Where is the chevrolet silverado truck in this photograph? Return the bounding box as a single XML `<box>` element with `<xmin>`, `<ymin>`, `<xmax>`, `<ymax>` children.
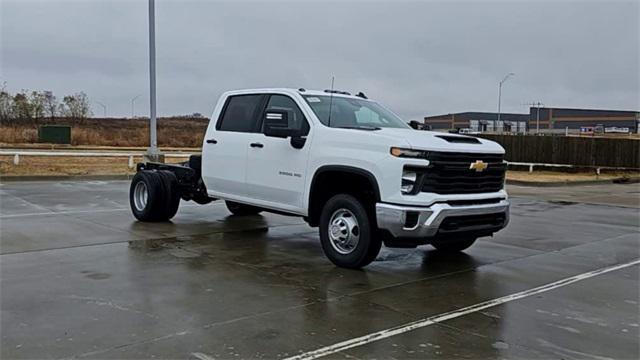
<box><xmin>129</xmin><ymin>88</ymin><xmax>509</xmax><ymax>268</ymax></box>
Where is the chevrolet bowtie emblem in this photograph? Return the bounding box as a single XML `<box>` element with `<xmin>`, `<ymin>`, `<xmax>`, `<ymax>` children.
<box><xmin>469</xmin><ymin>160</ymin><xmax>488</xmax><ymax>172</ymax></box>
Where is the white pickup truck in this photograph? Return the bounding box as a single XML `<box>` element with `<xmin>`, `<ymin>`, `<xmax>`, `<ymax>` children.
<box><xmin>129</xmin><ymin>88</ymin><xmax>509</xmax><ymax>268</ymax></box>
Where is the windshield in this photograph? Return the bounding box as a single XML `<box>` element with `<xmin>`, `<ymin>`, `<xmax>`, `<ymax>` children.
<box><xmin>302</xmin><ymin>95</ymin><xmax>409</xmax><ymax>129</ymax></box>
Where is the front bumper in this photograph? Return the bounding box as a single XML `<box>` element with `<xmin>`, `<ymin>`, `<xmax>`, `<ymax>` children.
<box><xmin>376</xmin><ymin>199</ymin><xmax>510</xmax><ymax>238</ymax></box>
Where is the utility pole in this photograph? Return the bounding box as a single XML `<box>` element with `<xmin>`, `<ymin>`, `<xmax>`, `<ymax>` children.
<box><xmin>131</xmin><ymin>95</ymin><xmax>141</xmax><ymax>118</ymax></box>
<box><xmin>497</xmin><ymin>72</ymin><xmax>515</xmax><ymax>127</ymax></box>
<box><xmin>146</xmin><ymin>0</ymin><xmax>161</xmax><ymax>161</ymax></box>
<box><xmin>96</xmin><ymin>101</ymin><xmax>107</xmax><ymax>117</ymax></box>
<box><xmin>524</xmin><ymin>101</ymin><xmax>544</xmax><ymax>134</ymax></box>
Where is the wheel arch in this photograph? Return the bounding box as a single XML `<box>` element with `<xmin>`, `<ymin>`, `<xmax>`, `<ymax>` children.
<box><xmin>306</xmin><ymin>165</ymin><xmax>381</xmax><ymax>227</ymax></box>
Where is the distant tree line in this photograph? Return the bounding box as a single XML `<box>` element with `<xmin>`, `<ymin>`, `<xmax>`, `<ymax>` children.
<box><xmin>0</xmin><ymin>82</ymin><xmax>92</xmax><ymax>125</ymax></box>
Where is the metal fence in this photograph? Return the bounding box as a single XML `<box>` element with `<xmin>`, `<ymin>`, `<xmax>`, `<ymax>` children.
<box><xmin>479</xmin><ymin>135</ymin><xmax>640</xmax><ymax>169</ymax></box>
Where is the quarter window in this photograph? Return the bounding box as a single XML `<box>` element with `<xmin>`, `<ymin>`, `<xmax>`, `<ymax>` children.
<box><xmin>217</xmin><ymin>95</ymin><xmax>263</xmax><ymax>132</ymax></box>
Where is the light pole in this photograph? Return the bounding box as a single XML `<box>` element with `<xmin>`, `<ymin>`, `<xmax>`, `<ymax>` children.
<box><xmin>497</xmin><ymin>72</ymin><xmax>515</xmax><ymax>127</ymax></box>
<box><xmin>524</xmin><ymin>101</ymin><xmax>544</xmax><ymax>134</ymax></box>
<box><xmin>131</xmin><ymin>94</ymin><xmax>141</xmax><ymax>118</ymax></box>
<box><xmin>534</xmin><ymin>101</ymin><xmax>543</xmax><ymax>134</ymax></box>
<box><xmin>96</xmin><ymin>101</ymin><xmax>107</xmax><ymax>117</ymax></box>
<box><xmin>146</xmin><ymin>0</ymin><xmax>161</xmax><ymax>160</ymax></box>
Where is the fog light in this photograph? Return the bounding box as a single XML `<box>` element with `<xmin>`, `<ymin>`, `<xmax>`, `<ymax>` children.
<box><xmin>404</xmin><ymin>211</ymin><xmax>420</xmax><ymax>228</ymax></box>
<box><xmin>401</xmin><ymin>171</ymin><xmax>417</xmax><ymax>194</ymax></box>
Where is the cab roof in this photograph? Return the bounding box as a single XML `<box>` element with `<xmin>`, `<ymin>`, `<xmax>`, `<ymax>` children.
<box><xmin>223</xmin><ymin>88</ymin><xmax>369</xmax><ymax>100</ymax></box>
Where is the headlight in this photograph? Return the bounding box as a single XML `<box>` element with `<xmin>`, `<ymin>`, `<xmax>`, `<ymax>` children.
<box><xmin>401</xmin><ymin>170</ymin><xmax>417</xmax><ymax>194</ymax></box>
<box><xmin>390</xmin><ymin>147</ymin><xmax>429</xmax><ymax>159</ymax></box>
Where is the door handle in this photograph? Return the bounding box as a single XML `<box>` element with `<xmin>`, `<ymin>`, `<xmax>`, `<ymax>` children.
<box><xmin>206</xmin><ymin>139</ymin><xmax>217</xmax><ymax>144</ymax></box>
<box><xmin>250</xmin><ymin>142</ymin><xmax>264</xmax><ymax>148</ymax></box>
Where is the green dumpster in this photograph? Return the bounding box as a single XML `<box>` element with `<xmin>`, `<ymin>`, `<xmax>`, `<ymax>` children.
<box><xmin>38</xmin><ymin>125</ymin><xmax>71</xmax><ymax>144</ymax></box>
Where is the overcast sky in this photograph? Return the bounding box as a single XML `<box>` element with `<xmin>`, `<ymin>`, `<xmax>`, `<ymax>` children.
<box><xmin>1</xmin><ymin>0</ymin><xmax>638</xmax><ymax>119</ymax></box>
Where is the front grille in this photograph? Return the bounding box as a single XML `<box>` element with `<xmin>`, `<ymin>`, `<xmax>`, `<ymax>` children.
<box><xmin>420</xmin><ymin>152</ymin><xmax>506</xmax><ymax>194</ymax></box>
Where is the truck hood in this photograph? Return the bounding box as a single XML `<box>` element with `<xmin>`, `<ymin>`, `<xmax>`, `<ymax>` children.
<box><xmin>375</xmin><ymin>128</ymin><xmax>505</xmax><ymax>154</ymax></box>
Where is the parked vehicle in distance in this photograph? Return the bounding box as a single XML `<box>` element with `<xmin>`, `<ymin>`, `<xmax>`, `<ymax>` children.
<box><xmin>458</xmin><ymin>128</ymin><xmax>481</xmax><ymax>135</ymax></box>
<box><xmin>129</xmin><ymin>88</ymin><xmax>510</xmax><ymax>268</ymax></box>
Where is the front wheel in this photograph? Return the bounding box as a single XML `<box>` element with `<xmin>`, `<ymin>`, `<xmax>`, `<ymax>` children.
<box><xmin>319</xmin><ymin>194</ymin><xmax>381</xmax><ymax>269</ymax></box>
<box><xmin>430</xmin><ymin>236</ymin><xmax>477</xmax><ymax>252</ymax></box>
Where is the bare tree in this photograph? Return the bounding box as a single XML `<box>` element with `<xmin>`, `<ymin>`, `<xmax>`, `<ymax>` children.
<box><xmin>0</xmin><ymin>82</ymin><xmax>13</xmax><ymax>124</ymax></box>
<box><xmin>29</xmin><ymin>91</ymin><xmax>45</xmax><ymax>122</ymax></box>
<box><xmin>62</xmin><ymin>92</ymin><xmax>92</xmax><ymax>123</ymax></box>
<box><xmin>43</xmin><ymin>91</ymin><xmax>58</xmax><ymax>119</ymax></box>
<box><xmin>12</xmin><ymin>91</ymin><xmax>32</xmax><ymax>120</ymax></box>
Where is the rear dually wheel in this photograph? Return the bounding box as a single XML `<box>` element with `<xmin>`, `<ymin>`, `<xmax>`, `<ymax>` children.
<box><xmin>129</xmin><ymin>170</ymin><xmax>181</xmax><ymax>222</ymax></box>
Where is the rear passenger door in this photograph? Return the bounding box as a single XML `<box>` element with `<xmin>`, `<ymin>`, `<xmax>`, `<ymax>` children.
<box><xmin>245</xmin><ymin>94</ymin><xmax>312</xmax><ymax>213</ymax></box>
<box><xmin>202</xmin><ymin>94</ymin><xmax>265</xmax><ymax>199</ymax></box>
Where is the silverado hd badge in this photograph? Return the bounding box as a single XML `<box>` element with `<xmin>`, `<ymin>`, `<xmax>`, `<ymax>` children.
<box><xmin>469</xmin><ymin>160</ymin><xmax>488</xmax><ymax>172</ymax></box>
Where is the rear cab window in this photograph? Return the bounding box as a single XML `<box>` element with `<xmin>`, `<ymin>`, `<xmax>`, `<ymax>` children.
<box><xmin>216</xmin><ymin>94</ymin><xmax>264</xmax><ymax>132</ymax></box>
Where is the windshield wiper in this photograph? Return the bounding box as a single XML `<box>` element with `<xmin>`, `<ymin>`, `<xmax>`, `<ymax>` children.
<box><xmin>335</xmin><ymin>126</ymin><xmax>382</xmax><ymax>131</ymax></box>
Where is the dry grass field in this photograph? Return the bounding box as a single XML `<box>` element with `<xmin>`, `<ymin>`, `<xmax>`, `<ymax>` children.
<box><xmin>0</xmin><ymin>117</ymin><xmax>208</xmax><ymax>147</ymax></box>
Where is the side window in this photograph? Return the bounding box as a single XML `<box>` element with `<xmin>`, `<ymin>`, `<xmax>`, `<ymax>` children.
<box><xmin>217</xmin><ymin>95</ymin><xmax>263</xmax><ymax>132</ymax></box>
<box><xmin>263</xmin><ymin>95</ymin><xmax>310</xmax><ymax>136</ymax></box>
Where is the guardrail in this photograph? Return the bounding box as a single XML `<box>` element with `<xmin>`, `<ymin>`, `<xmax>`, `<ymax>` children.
<box><xmin>507</xmin><ymin>161</ymin><xmax>639</xmax><ymax>175</ymax></box>
<box><xmin>0</xmin><ymin>150</ymin><xmax>193</xmax><ymax>169</ymax></box>
<box><xmin>2</xmin><ymin>150</ymin><xmax>638</xmax><ymax>174</ymax></box>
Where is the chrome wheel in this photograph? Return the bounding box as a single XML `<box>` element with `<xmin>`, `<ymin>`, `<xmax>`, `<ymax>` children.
<box><xmin>133</xmin><ymin>181</ymin><xmax>148</xmax><ymax>211</ymax></box>
<box><xmin>328</xmin><ymin>208</ymin><xmax>360</xmax><ymax>255</ymax></box>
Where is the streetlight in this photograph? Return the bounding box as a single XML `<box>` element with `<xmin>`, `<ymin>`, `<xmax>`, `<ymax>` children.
<box><xmin>131</xmin><ymin>94</ymin><xmax>141</xmax><ymax>118</ymax></box>
<box><xmin>497</xmin><ymin>72</ymin><xmax>515</xmax><ymax>127</ymax></box>
<box><xmin>96</xmin><ymin>101</ymin><xmax>107</xmax><ymax>117</ymax></box>
<box><xmin>533</xmin><ymin>101</ymin><xmax>543</xmax><ymax>134</ymax></box>
<box><xmin>524</xmin><ymin>101</ymin><xmax>544</xmax><ymax>134</ymax></box>
<box><xmin>146</xmin><ymin>0</ymin><xmax>160</xmax><ymax>161</ymax></box>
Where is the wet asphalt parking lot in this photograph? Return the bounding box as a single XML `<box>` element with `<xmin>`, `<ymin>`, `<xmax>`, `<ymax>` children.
<box><xmin>1</xmin><ymin>180</ymin><xmax>639</xmax><ymax>359</ymax></box>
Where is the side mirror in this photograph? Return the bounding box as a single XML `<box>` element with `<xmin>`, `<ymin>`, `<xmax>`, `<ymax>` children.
<box><xmin>408</xmin><ymin>120</ymin><xmax>423</xmax><ymax>130</ymax></box>
<box><xmin>263</xmin><ymin>110</ymin><xmax>307</xmax><ymax>149</ymax></box>
<box><xmin>264</xmin><ymin>110</ymin><xmax>296</xmax><ymax>138</ymax></box>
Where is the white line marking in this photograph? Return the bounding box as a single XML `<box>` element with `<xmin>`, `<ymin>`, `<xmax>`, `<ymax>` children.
<box><xmin>284</xmin><ymin>258</ymin><xmax>640</xmax><ymax>360</ymax></box>
<box><xmin>191</xmin><ymin>352</ymin><xmax>216</xmax><ymax>360</ymax></box>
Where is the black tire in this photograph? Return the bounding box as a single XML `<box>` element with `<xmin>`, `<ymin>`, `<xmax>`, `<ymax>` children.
<box><xmin>225</xmin><ymin>201</ymin><xmax>262</xmax><ymax>216</ymax></box>
<box><xmin>431</xmin><ymin>236</ymin><xmax>477</xmax><ymax>252</ymax></box>
<box><xmin>319</xmin><ymin>194</ymin><xmax>382</xmax><ymax>269</ymax></box>
<box><xmin>130</xmin><ymin>171</ymin><xmax>168</xmax><ymax>222</ymax></box>
<box><xmin>157</xmin><ymin>170</ymin><xmax>181</xmax><ymax>220</ymax></box>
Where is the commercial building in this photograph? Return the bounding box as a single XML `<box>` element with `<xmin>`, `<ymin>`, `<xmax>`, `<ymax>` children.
<box><xmin>423</xmin><ymin>112</ymin><xmax>529</xmax><ymax>133</ymax></box>
<box><xmin>424</xmin><ymin>107</ymin><xmax>640</xmax><ymax>134</ymax></box>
